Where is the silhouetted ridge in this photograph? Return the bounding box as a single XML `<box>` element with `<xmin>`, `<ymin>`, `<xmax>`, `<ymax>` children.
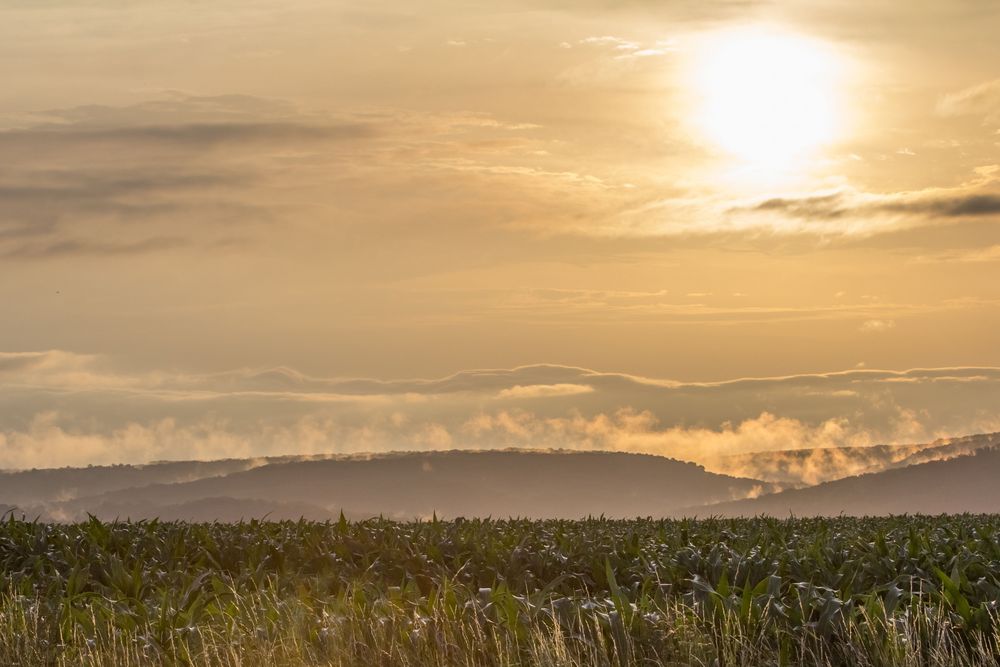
<box><xmin>0</xmin><ymin>450</ymin><xmax>769</xmax><ymax>521</ymax></box>
<box><xmin>695</xmin><ymin>447</ymin><xmax>1000</xmax><ymax>517</ymax></box>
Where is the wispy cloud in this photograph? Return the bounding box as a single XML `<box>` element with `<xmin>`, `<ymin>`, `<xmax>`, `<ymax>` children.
<box><xmin>0</xmin><ymin>95</ymin><xmax>380</xmax><ymax>261</ymax></box>
<box><xmin>577</xmin><ymin>34</ymin><xmax>674</xmax><ymax>60</ymax></box>
<box><xmin>859</xmin><ymin>318</ymin><xmax>895</xmax><ymax>333</ymax></box>
<box><xmin>938</xmin><ymin>78</ymin><xmax>1000</xmax><ymax>120</ymax></box>
<box><xmin>496</xmin><ymin>383</ymin><xmax>594</xmax><ymax>399</ymax></box>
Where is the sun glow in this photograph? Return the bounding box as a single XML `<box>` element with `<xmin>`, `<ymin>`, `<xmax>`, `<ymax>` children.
<box><xmin>689</xmin><ymin>27</ymin><xmax>845</xmax><ymax>168</ymax></box>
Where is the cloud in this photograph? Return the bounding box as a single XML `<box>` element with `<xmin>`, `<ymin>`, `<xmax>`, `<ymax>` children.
<box><xmin>859</xmin><ymin>318</ymin><xmax>895</xmax><ymax>333</ymax></box>
<box><xmin>716</xmin><ymin>166</ymin><xmax>1000</xmax><ymax>240</ymax></box>
<box><xmin>3</xmin><ymin>94</ymin><xmax>633</xmax><ymax>270</ymax></box>
<box><xmin>878</xmin><ymin>194</ymin><xmax>1000</xmax><ymax>218</ymax></box>
<box><xmin>567</xmin><ymin>164</ymin><xmax>1000</xmax><ymax>238</ymax></box>
<box><xmin>575</xmin><ymin>35</ymin><xmax>672</xmax><ymax>61</ymax></box>
<box><xmin>10</xmin><ymin>350</ymin><xmax>1000</xmax><ymax>401</ymax></box>
<box><xmin>0</xmin><ymin>170</ymin><xmax>249</xmax><ymax>234</ymax></box>
<box><xmin>745</xmin><ymin>187</ymin><xmax>1000</xmax><ymax>223</ymax></box>
<box><xmin>0</xmin><ymin>95</ymin><xmax>383</xmax><ymax>261</ymax></box>
<box><xmin>7</xmin><ymin>92</ymin><xmax>991</xmax><ymax>259</ymax></box>
<box><xmin>0</xmin><ymin>350</ymin><xmax>97</xmax><ymax>373</ymax></box>
<box><xmin>0</xmin><ymin>412</ymin><xmax>400</xmax><ymax>470</ymax></box>
<box><xmin>748</xmin><ymin>192</ymin><xmax>850</xmax><ymax>220</ymax></box>
<box><xmin>480</xmin><ymin>285</ymin><xmax>973</xmax><ymax>327</ymax></box>
<box><xmin>496</xmin><ymin>383</ymin><xmax>594</xmax><ymax>399</ymax></box>
<box><xmin>579</xmin><ymin>35</ymin><xmax>636</xmax><ymax>48</ymax></box>
<box><xmin>0</xmin><ymin>404</ymin><xmax>968</xmax><ymax>477</ymax></box>
<box><xmin>938</xmin><ymin>78</ymin><xmax>1000</xmax><ymax>119</ymax></box>
<box><xmin>1</xmin><ymin>96</ymin><xmax>373</xmax><ymax>158</ymax></box>
<box><xmin>0</xmin><ymin>122</ymin><xmax>372</xmax><ymax>150</ymax></box>
<box><xmin>2</xmin><ymin>351</ymin><xmax>1000</xmax><ymax>472</ymax></box>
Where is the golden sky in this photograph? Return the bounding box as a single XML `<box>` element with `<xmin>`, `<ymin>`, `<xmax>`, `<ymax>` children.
<box><xmin>1</xmin><ymin>1</ymin><xmax>999</xmax><ymax>466</ymax></box>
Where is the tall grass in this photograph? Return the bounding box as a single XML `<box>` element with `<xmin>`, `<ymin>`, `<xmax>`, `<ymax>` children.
<box><xmin>0</xmin><ymin>515</ymin><xmax>998</xmax><ymax>665</ymax></box>
<box><xmin>1</xmin><ymin>586</ymin><xmax>997</xmax><ymax>666</ymax></box>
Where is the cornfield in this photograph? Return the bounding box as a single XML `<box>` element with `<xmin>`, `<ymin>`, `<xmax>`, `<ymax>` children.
<box><xmin>1</xmin><ymin>514</ymin><xmax>999</xmax><ymax>666</ymax></box>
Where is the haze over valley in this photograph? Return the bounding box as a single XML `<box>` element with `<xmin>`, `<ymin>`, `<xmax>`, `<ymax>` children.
<box><xmin>4</xmin><ymin>430</ymin><xmax>998</xmax><ymax>521</ymax></box>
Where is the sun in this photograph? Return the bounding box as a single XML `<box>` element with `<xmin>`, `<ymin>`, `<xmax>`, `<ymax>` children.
<box><xmin>688</xmin><ymin>27</ymin><xmax>844</xmax><ymax>168</ymax></box>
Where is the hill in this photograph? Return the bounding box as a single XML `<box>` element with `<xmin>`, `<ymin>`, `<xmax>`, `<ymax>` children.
<box><xmin>3</xmin><ymin>450</ymin><xmax>771</xmax><ymax>521</ymax></box>
<box><xmin>0</xmin><ymin>456</ymin><xmax>316</xmax><ymax>506</ymax></box>
<box><xmin>700</xmin><ymin>431</ymin><xmax>1000</xmax><ymax>485</ymax></box>
<box><xmin>703</xmin><ymin>444</ymin><xmax>926</xmax><ymax>486</ymax></box>
<box><xmin>694</xmin><ymin>447</ymin><xmax>1000</xmax><ymax>516</ymax></box>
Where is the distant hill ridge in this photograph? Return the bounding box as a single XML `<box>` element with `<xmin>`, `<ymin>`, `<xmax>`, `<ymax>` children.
<box><xmin>695</xmin><ymin>446</ymin><xmax>1000</xmax><ymax>517</ymax></box>
<box><xmin>4</xmin><ymin>436</ymin><xmax>999</xmax><ymax>521</ymax></box>
<box><xmin>0</xmin><ymin>449</ymin><xmax>771</xmax><ymax>522</ymax></box>
<box><xmin>700</xmin><ymin>431</ymin><xmax>1000</xmax><ymax>485</ymax></box>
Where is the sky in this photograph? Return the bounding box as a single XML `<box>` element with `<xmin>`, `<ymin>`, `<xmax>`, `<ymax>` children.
<box><xmin>2</xmin><ymin>0</ymin><xmax>1000</xmax><ymax>468</ymax></box>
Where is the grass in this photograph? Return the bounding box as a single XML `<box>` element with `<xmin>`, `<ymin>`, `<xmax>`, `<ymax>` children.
<box><xmin>0</xmin><ymin>514</ymin><xmax>999</xmax><ymax>665</ymax></box>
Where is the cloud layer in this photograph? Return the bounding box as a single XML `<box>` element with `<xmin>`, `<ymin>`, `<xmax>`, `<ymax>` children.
<box><xmin>3</xmin><ymin>350</ymin><xmax>999</xmax><ymax>471</ymax></box>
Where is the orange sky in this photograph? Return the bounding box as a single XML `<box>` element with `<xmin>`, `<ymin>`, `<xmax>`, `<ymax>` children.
<box><xmin>1</xmin><ymin>1</ymin><xmax>999</xmax><ymax>466</ymax></box>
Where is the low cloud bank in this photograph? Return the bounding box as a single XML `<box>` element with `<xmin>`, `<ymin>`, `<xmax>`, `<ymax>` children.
<box><xmin>1</xmin><ymin>408</ymin><xmax>995</xmax><ymax>485</ymax></box>
<box><xmin>2</xmin><ymin>351</ymin><xmax>1000</xmax><ymax>481</ymax></box>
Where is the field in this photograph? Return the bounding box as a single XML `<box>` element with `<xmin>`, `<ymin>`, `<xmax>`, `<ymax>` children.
<box><xmin>1</xmin><ymin>515</ymin><xmax>999</xmax><ymax>666</ymax></box>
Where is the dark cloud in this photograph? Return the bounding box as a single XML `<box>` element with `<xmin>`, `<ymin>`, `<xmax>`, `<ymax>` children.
<box><xmin>901</xmin><ymin>194</ymin><xmax>1000</xmax><ymax>217</ymax></box>
<box><xmin>750</xmin><ymin>193</ymin><xmax>849</xmax><ymax>220</ymax></box>
<box><xmin>0</xmin><ymin>169</ymin><xmax>260</xmax><ymax>257</ymax></box>
<box><xmin>0</xmin><ymin>171</ymin><xmax>245</xmax><ymax>207</ymax></box>
<box><xmin>744</xmin><ymin>190</ymin><xmax>1000</xmax><ymax>222</ymax></box>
